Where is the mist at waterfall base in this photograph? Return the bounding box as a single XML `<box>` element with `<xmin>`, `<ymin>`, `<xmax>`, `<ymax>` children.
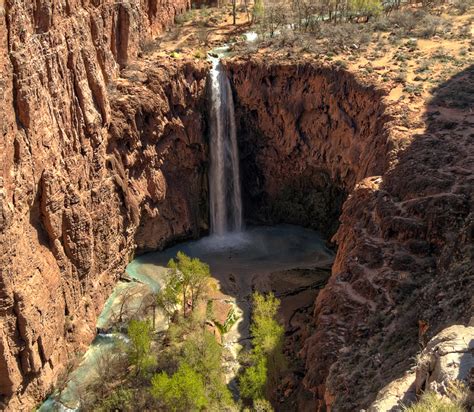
<box><xmin>131</xmin><ymin>225</ymin><xmax>334</xmax><ymax>282</ymax></box>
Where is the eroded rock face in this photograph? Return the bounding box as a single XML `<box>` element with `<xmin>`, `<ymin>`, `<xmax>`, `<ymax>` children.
<box><xmin>226</xmin><ymin>60</ymin><xmax>393</xmax><ymax>238</ymax></box>
<box><xmin>0</xmin><ymin>1</ymin><xmax>207</xmax><ymax>409</ymax></box>
<box><xmin>1</xmin><ymin>2</ymin><xmax>472</xmax><ymax>410</ymax></box>
<box><xmin>227</xmin><ymin>58</ymin><xmax>473</xmax><ymax>411</ymax></box>
<box><xmin>370</xmin><ymin>324</ymin><xmax>474</xmax><ymax>411</ymax></box>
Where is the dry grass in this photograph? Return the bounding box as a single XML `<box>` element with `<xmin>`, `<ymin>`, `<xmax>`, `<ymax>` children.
<box><xmin>404</xmin><ymin>391</ymin><xmax>465</xmax><ymax>412</ymax></box>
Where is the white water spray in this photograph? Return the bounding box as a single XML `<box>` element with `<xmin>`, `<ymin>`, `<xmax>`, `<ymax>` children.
<box><xmin>208</xmin><ymin>56</ymin><xmax>243</xmax><ymax>235</ymax></box>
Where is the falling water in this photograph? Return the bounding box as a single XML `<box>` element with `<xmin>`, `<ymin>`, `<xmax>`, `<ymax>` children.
<box><xmin>209</xmin><ymin>56</ymin><xmax>243</xmax><ymax>235</ymax></box>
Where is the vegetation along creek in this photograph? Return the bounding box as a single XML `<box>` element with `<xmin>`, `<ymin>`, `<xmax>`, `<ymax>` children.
<box><xmin>0</xmin><ymin>0</ymin><xmax>472</xmax><ymax>411</ymax></box>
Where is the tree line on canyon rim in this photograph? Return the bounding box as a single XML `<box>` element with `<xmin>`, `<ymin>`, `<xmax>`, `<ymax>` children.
<box><xmin>251</xmin><ymin>0</ymin><xmax>467</xmax><ymax>28</ymax></box>
<box><xmin>198</xmin><ymin>0</ymin><xmax>469</xmax><ymax>34</ymax></box>
<box><xmin>52</xmin><ymin>252</ymin><xmax>284</xmax><ymax>411</ymax></box>
<box><xmin>177</xmin><ymin>0</ymin><xmax>471</xmax><ymax>56</ymax></box>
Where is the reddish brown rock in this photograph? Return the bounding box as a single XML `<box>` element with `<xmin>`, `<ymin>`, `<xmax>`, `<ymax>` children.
<box><xmin>0</xmin><ymin>1</ymin><xmax>206</xmax><ymax>409</ymax></box>
<box><xmin>226</xmin><ymin>59</ymin><xmax>395</xmax><ymax>239</ymax></box>
<box><xmin>227</xmin><ymin>57</ymin><xmax>473</xmax><ymax>411</ymax></box>
<box><xmin>1</xmin><ymin>2</ymin><xmax>472</xmax><ymax>411</ymax></box>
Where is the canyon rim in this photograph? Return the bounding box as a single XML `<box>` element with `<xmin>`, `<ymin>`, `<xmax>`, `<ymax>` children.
<box><xmin>0</xmin><ymin>1</ymin><xmax>473</xmax><ymax>411</ymax></box>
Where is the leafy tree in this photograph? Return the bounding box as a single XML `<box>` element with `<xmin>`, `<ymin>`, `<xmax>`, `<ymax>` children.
<box><xmin>349</xmin><ymin>0</ymin><xmax>382</xmax><ymax>21</ymax></box>
<box><xmin>167</xmin><ymin>252</ymin><xmax>210</xmax><ymax>316</ymax></box>
<box><xmin>180</xmin><ymin>330</ymin><xmax>234</xmax><ymax>407</ymax></box>
<box><xmin>239</xmin><ymin>292</ymin><xmax>285</xmax><ymax>402</ymax></box>
<box><xmin>128</xmin><ymin>319</ymin><xmax>155</xmax><ymax>376</ymax></box>
<box><xmin>239</xmin><ymin>356</ymin><xmax>267</xmax><ymax>400</ymax></box>
<box><xmin>156</xmin><ymin>268</ymin><xmax>182</xmax><ymax>319</ymax></box>
<box><xmin>150</xmin><ymin>363</ymin><xmax>208</xmax><ymax>411</ymax></box>
<box><xmin>96</xmin><ymin>388</ymin><xmax>134</xmax><ymax>412</ymax></box>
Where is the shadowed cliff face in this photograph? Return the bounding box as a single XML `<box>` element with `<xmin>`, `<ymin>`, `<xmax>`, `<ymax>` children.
<box><xmin>227</xmin><ymin>60</ymin><xmax>473</xmax><ymax>411</ymax></box>
<box><xmin>226</xmin><ymin>60</ymin><xmax>394</xmax><ymax>239</ymax></box>
<box><xmin>0</xmin><ymin>1</ymin><xmax>205</xmax><ymax>410</ymax></box>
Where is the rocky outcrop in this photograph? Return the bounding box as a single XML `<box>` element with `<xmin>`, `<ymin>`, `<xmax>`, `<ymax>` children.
<box><xmin>227</xmin><ymin>58</ymin><xmax>473</xmax><ymax>411</ymax></box>
<box><xmin>415</xmin><ymin>325</ymin><xmax>473</xmax><ymax>402</ymax></box>
<box><xmin>370</xmin><ymin>324</ymin><xmax>474</xmax><ymax>411</ymax></box>
<box><xmin>0</xmin><ymin>1</ymin><xmax>208</xmax><ymax>409</ymax></box>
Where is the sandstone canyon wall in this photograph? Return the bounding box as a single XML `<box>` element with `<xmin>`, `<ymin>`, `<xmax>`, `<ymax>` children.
<box><xmin>0</xmin><ymin>1</ymin><xmax>472</xmax><ymax>409</ymax></box>
<box><xmin>227</xmin><ymin>59</ymin><xmax>473</xmax><ymax>411</ymax></box>
<box><xmin>226</xmin><ymin>60</ymin><xmax>395</xmax><ymax>239</ymax></box>
<box><xmin>0</xmin><ymin>1</ymin><xmax>209</xmax><ymax>409</ymax></box>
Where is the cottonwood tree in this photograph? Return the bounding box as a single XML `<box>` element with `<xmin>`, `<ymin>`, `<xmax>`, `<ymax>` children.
<box><xmin>349</xmin><ymin>0</ymin><xmax>383</xmax><ymax>21</ymax></box>
<box><xmin>128</xmin><ymin>319</ymin><xmax>155</xmax><ymax>376</ymax></box>
<box><xmin>239</xmin><ymin>292</ymin><xmax>286</xmax><ymax>404</ymax></box>
<box><xmin>166</xmin><ymin>252</ymin><xmax>211</xmax><ymax>317</ymax></box>
<box><xmin>180</xmin><ymin>330</ymin><xmax>233</xmax><ymax>406</ymax></box>
<box><xmin>150</xmin><ymin>363</ymin><xmax>208</xmax><ymax>411</ymax></box>
<box><xmin>156</xmin><ymin>270</ymin><xmax>181</xmax><ymax>320</ymax></box>
<box><xmin>152</xmin><ymin>326</ymin><xmax>234</xmax><ymax>409</ymax></box>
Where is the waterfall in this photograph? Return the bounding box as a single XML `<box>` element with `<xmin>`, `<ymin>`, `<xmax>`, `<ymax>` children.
<box><xmin>209</xmin><ymin>57</ymin><xmax>243</xmax><ymax>235</ymax></box>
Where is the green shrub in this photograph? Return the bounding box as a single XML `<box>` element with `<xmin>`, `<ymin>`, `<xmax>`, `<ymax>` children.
<box><xmin>128</xmin><ymin>319</ymin><xmax>155</xmax><ymax>376</ymax></box>
<box><xmin>161</xmin><ymin>318</ymin><xmax>234</xmax><ymax>409</ymax></box>
<box><xmin>239</xmin><ymin>293</ymin><xmax>285</xmax><ymax>403</ymax></box>
<box><xmin>253</xmin><ymin>398</ymin><xmax>275</xmax><ymax>411</ymax></box>
<box><xmin>96</xmin><ymin>388</ymin><xmax>134</xmax><ymax>412</ymax></box>
<box><xmin>151</xmin><ymin>363</ymin><xmax>208</xmax><ymax>411</ymax></box>
<box><xmin>180</xmin><ymin>330</ymin><xmax>233</xmax><ymax>406</ymax></box>
<box><xmin>240</xmin><ymin>356</ymin><xmax>268</xmax><ymax>400</ymax></box>
<box><xmin>349</xmin><ymin>0</ymin><xmax>383</xmax><ymax>19</ymax></box>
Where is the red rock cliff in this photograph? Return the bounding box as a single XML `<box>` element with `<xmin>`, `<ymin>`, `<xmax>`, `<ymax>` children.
<box><xmin>0</xmin><ymin>1</ymin><xmax>209</xmax><ymax>409</ymax></box>
<box><xmin>227</xmin><ymin>58</ymin><xmax>473</xmax><ymax>411</ymax></box>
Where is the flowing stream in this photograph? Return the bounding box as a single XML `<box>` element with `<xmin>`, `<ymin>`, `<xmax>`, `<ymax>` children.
<box><xmin>209</xmin><ymin>54</ymin><xmax>243</xmax><ymax>235</ymax></box>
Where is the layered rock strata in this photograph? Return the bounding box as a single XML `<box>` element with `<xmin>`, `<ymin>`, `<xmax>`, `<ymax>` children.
<box><xmin>0</xmin><ymin>1</ymin><xmax>208</xmax><ymax>409</ymax></box>
<box><xmin>227</xmin><ymin>58</ymin><xmax>473</xmax><ymax>411</ymax></box>
<box><xmin>1</xmin><ymin>1</ymin><xmax>472</xmax><ymax>409</ymax></box>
